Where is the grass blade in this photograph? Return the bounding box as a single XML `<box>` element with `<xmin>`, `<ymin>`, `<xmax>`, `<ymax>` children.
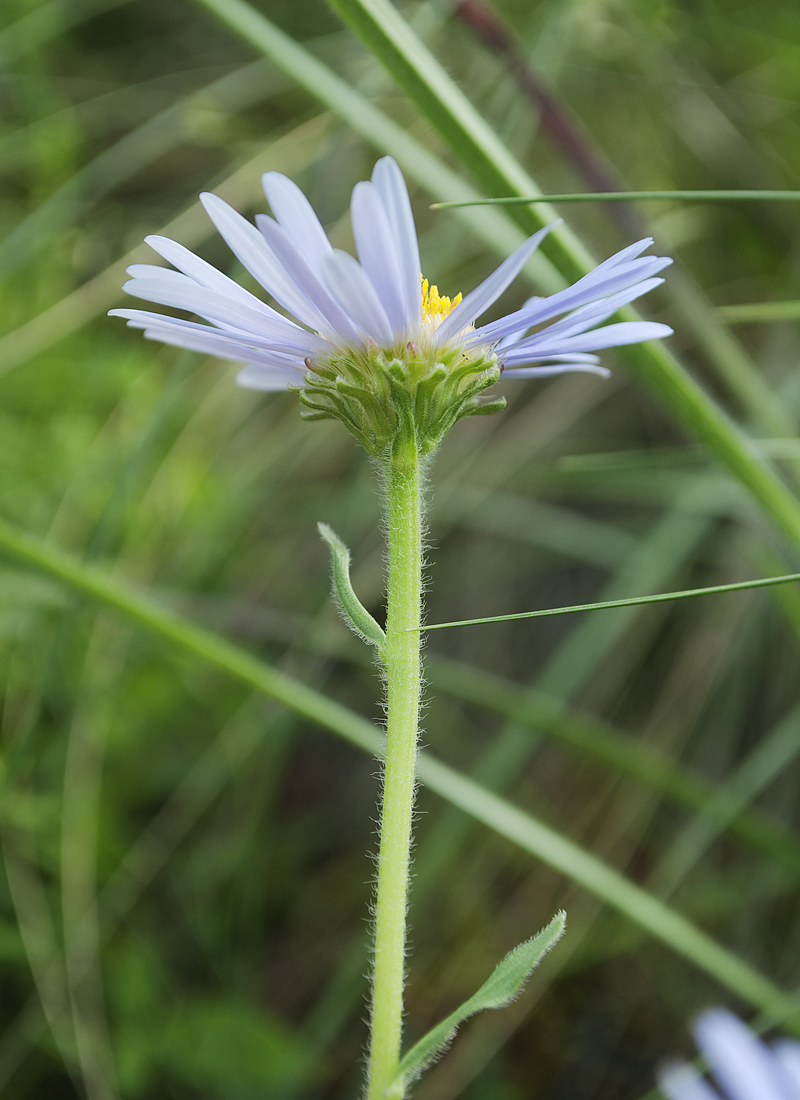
<box><xmin>421</xmin><ymin>573</ymin><xmax>800</xmax><ymax>631</ymax></box>
<box><xmin>414</xmin><ymin>753</ymin><xmax>800</xmax><ymax>1029</ymax></box>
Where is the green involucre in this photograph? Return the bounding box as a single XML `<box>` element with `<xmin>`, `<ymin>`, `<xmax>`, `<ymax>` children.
<box><xmin>300</xmin><ymin>344</ymin><xmax>504</xmax><ymax>456</ymax></box>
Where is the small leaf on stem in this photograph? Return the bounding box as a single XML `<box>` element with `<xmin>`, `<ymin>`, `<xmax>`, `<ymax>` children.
<box><xmin>318</xmin><ymin>523</ymin><xmax>386</xmax><ymax>649</ymax></box>
<box><xmin>387</xmin><ymin>911</ymin><xmax>566</xmax><ymax>1097</ymax></box>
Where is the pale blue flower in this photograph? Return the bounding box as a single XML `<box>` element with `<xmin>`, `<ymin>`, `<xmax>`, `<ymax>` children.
<box><xmin>659</xmin><ymin>1010</ymin><xmax>800</xmax><ymax>1100</ymax></box>
<box><xmin>110</xmin><ymin>157</ymin><xmax>672</xmax><ymax>393</ymax></box>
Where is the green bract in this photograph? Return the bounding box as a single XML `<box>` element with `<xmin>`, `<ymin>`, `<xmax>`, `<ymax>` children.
<box><xmin>298</xmin><ymin>342</ymin><xmax>504</xmax><ymax>455</ymax></box>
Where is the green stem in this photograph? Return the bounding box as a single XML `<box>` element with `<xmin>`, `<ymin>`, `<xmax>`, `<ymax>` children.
<box><xmin>368</xmin><ymin>438</ymin><xmax>424</xmax><ymax>1100</ymax></box>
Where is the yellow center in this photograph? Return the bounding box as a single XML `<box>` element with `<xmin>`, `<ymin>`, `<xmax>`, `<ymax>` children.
<box><xmin>421</xmin><ymin>275</ymin><xmax>462</xmax><ymax>327</ymax></box>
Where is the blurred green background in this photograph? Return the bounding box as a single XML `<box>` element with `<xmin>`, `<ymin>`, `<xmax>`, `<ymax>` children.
<box><xmin>1</xmin><ymin>0</ymin><xmax>800</xmax><ymax>1097</ymax></box>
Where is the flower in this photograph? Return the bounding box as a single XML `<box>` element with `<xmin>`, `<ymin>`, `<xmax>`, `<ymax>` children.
<box><xmin>110</xmin><ymin>156</ymin><xmax>672</xmax><ymax>453</ymax></box>
<box><xmin>659</xmin><ymin>1009</ymin><xmax>800</xmax><ymax>1100</ymax></box>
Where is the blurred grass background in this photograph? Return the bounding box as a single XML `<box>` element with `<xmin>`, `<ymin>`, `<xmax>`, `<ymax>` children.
<box><xmin>1</xmin><ymin>0</ymin><xmax>800</xmax><ymax>1098</ymax></box>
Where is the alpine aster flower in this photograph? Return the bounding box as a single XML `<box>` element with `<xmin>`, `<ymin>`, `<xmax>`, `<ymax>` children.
<box><xmin>659</xmin><ymin>1010</ymin><xmax>800</xmax><ymax>1100</ymax></box>
<box><xmin>110</xmin><ymin>156</ymin><xmax>672</xmax><ymax>454</ymax></box>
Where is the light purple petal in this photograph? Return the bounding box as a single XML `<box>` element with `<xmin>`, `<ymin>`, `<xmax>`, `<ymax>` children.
<box><xmin>110</xmin><ymin>310</ymin><xmax>306</xmax><ymax>367</ymax></box>
<box><xmin>471</xmin><ymin>255</ymin><xmax>672</xmax><ymax>345</ymax></box>
<box><xmin>371</xmin><ymin>156</ymin><xmax>422</xmax><ymax>328</ymax></box>
<box><xmin>126</xmin><ymin>264</ymin><xmax>191</xmax><ymax>285</ymax></box>
<box><xmin>499</xmin><ymin>277</ymin><xmax>666</xmax><ymax>351</ymax></box>
<box><xmin>695</xmin><ymin>1010</ymin><xmax>793</xmax><ymax>1100</ymax></box>
<box><xmin>774</xmin><ymin>1044</ymin><xmax>800</xmax><ymax>1098</ymax></box>
<box><xmin>257</xmin><ymin>215</ymin><xmax>365</xmax><ymax>344</ymax></box>
<box><xmin>585</xmin><ymin>237</ymin><xmax>656</xmax><ymax>278</ymax></box>
<box><xmin>138</xmin><ymin>322</ymin><xmax>306</xmax><ymax>372</ymax></box>
<box><xmin>109</xmin><ymin>307</ymin><xmax>317</xmax><ymax>358</ymax></box>
<box><xmin>495</xmin><ymin>298</ymin><xmax>542</xmax><ymax>349</ymax></box>
<box><xmin>502</xmin><ymin>352</ymin><xmax>602</xmax><ymax>367</ymax></box>
<box><xmin>200</xmin><ymin>192</ymin><xmax>330</xmax><ymax>333</ymax></box>
<box><xmin>545</xmin><ymin>277</ymin><xmax>666</xmax><ymax>338</ymax></box>
<box><xmin>433</xmin><ymin>222</ymin><xmax>559</xmax><ymax>345</ymax></box>
<box><xmin>120</xmin><ymin>278</ymin><xmax>314</xmax><ymax>353</ymax></box>
<box><xmin>144</xmin><ymin>234</ymin><xmax>276</xmax><ymax>312</ymax></box>
<box><xmin>125</xmin><ymin>260</ymin><xmax>307</xmax><ymax>338</ymax></box>
<box><xmin>321</xmin><ymin>250</ymin><xmax>395</xmax><ymax>346</ymax></box>
<box><xmin>502</xmin><ymin>320</ymin><xmax>672</xmax><ymax>360</ymax></box>
<box><xmin>658</xmin><ymin>1062</ymin><xmax>723</xmax><ymax>1100</ymax></box>
<box><xmin>261</xmin><ymin>171</ymin><xmax>333</xmax><ymax>271</ymax></box>
<box><xmin>503</xmin><ymin>362</ymin><xmax>611</xmax><ymax>379</ymax></box>
<box><xmin>351</xmin><ymin>180</ymin><xmax>410</xmax><ymax>336</ymax></box>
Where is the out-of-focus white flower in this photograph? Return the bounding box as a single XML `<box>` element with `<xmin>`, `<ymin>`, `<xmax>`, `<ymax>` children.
<box><xmin>659</xmin><ymin>1009</ymin><xmax>800</xmax><ymax>1100</ymax></box>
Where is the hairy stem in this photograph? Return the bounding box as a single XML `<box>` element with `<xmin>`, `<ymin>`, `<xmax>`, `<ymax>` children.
<box><xmin>368</xmin><ymin>437</ymin><xmax>424</xmax><ymax>1100</ymax></box>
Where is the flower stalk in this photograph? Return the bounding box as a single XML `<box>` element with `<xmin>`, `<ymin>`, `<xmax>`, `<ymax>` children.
<box><xmin>368</xmin><ymin>432</ymin><xmax>425</xmax><ymax>1100</ymax></box>
<box><xmin>110</xmin><ymin>153</ymin><xmax>676</xmax><ymax>1099</ymax></box>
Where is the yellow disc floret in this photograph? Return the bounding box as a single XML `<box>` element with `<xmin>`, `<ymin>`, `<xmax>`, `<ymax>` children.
<box><xmin>421</xmin><ymin>275</ymin><xmax>462</xmax><ymax>328</ymax></box>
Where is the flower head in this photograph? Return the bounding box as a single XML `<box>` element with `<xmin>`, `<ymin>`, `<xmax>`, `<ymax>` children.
<box><xmin>659</xmin><ymin>1009</ymin><xmax>800</xmax><ymax>1100</ymax></box>
<box><xmin>110</xmin><ymin>156</ymin><xmax>672</xmax><ymax>454</ymax></box>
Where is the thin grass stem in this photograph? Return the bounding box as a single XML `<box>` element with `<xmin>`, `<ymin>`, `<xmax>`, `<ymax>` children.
<box><xmin>420</xmin><ymin>573</ymin><xmax>800</xmax><ymax>631</ymax></box>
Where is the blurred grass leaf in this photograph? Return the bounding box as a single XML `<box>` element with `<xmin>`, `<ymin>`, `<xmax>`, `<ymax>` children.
<box><xmin>1</xmin><ymin>514</ymin><xmax>799</xmax><ymax>1026</ymax></box>
<box><xmin>158</xmin><ymin>998</ymin><xmax>312</xmax><ymax>1096</ymax></box>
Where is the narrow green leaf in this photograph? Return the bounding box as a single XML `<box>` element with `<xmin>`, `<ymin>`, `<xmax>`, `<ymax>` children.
<box><xmin>420</xmin><ymin>573</ymin><xmax>800</xmax><ymax>631</ymax></box>
<box><xmin>318</xmin><ymin>523</ymin><xmax>385</xmax><ymax>649</ymax></box>
<box><xmin>431</xmin><ymin>190</ymin><xmax>800</xmax><ymax>208</ymax></box>
<box><xmin>389</xmin><ymin>912</ymin><xmax>566</xmax><ymax>1095</ymax></box>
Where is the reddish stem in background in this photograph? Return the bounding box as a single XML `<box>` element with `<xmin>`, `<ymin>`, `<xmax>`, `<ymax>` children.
<box><xmin>452</xmin><ymin>0</ymin><xmax>645</xmax><ymax>239</ymax></box>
